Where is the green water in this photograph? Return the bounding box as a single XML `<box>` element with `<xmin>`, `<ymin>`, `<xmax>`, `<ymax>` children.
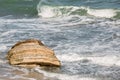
<box><xmin>0</xmin><ymin>0</ymin><xmax>120</xmax><ymax>18</ymax></box>
<box><xmin>0</xmin><ymin>0</ymin><xmax>39</xmax><ymax>17</ymax></box>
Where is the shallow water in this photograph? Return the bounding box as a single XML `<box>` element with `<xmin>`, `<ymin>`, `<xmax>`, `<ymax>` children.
<box><xmin>0</xmin><ymin>0</ymin><xmax>120</xmax><ymax>80</ymax></box>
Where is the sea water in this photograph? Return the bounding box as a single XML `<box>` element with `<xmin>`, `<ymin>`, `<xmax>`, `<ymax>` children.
<box><xmin>0</xmin><ymin>0</ymin><xmax>120</xmax><ymax>80</ymax></box>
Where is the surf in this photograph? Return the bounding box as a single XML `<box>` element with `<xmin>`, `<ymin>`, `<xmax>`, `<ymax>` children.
<box><xmin>37</xmin><ymin>5</ymin><xmax>120</xmax><ymax>18</ymax></box>
<box><xmin>36</xmin><ymin>0</ymin><xmax>120</xmax><ymax>19</ymax></box>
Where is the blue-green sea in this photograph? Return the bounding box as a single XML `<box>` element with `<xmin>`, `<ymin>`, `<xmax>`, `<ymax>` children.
<box><xmin>0</xmin><ymin>0</ymin><xmax>120</xmax><ymax>80</ymax></box>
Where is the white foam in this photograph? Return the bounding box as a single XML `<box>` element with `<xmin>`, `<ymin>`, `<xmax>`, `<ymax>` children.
<box><xmin>87</xmin><ymin>8</ymin><xmax>117</xmax><ymax>18</ymax></box>
<box><xmin>0</xmin><ymin>59</ymin><xmax>5</xmax><ymax>63</ymax></box>
<box><xmin>37</xmin><ymin>5</ymin><xmax>84</xmax><ymax>18</ymax></box>
<box><xmin>58</xmin><ymin>53</ymin><xmax>83</xmax><ymax>62</ymax></box>
<box><xmin>0</xmin><ymin>30</ymin><xmax>17</xmax><ymax>37</ymax></box>
<box><xmin>0</xmin><ymin>45</ymin><xmax>7</xmax><ymax>52</ymax></box>
<box><xmin>56</xmin><ymin>43</ymin><xmax>120</xmax><ymax>66</ymax></box>
<box><xmin>37</xmin><ymin>3</ymin><xmax>118</xmax><ymax>18</ymax></box>
<box><xmin>35</xmin><ymin>68</ymin><xmax>97</xmax><ymax>80</ymax></box>
<box><xmin>87</xmin><ymin>56</ymin><xmax>120</xmax><ymax>66</ymax></box>
<box><xmin>58</xmin><ymin>53</ymin><xmax>120</xmax><ymax>66</ymax></box>
<box><xmin>11</xmin><ymin>75</ymin><xmax>36</xmax><ymax>80</ymax></box>
<box><xmin>37</xmin><ymin>6</ymin><xmax>61</xmax><ymax>18</ymax></box>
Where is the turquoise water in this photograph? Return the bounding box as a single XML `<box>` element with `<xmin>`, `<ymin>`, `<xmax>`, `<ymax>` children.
<box><xmin>0</xmin><ymin>0</ymin><xmax>120</xmax><ymax>80</ymax></box>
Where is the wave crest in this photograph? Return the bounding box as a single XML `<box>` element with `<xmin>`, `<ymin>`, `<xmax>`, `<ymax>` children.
<box><xmin>37</xmin><ymin>2</ymin><xmax>120</xmax><ymax>18</ymax></box>
<box><xmin>87</xmin><ymin>8</ymin><xmax>117</xmax><ymax>18</ymax></box>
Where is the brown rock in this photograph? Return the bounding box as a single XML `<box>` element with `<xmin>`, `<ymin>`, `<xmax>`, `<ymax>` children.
<box><xmin>7</xmin><ymin>39</ymin><xmax>61</xmax><ymax>67</ymax></box>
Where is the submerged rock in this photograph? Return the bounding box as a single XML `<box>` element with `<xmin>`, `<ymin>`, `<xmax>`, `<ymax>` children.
<box><xmin>7</xmin><ymin>39</ymin><xmax>61</xmax><ymax>68</ymax></box>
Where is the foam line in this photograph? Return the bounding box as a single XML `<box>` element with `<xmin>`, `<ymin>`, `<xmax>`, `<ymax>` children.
<box><xmin>35</xmin><ymin>68</ymin><xmax>97</xmax><ymax>80</ymax></box>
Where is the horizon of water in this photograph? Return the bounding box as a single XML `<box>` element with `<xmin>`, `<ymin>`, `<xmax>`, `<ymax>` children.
<box><xmin>0</xmin><ymin>0</ymin><xmax>120</xmax><ymax>80</ymax></box>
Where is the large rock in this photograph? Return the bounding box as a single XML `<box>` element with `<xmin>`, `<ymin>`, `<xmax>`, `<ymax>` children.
<box><xmin>7</xmin><ymin>39</ymin><xmax>61</xmax><ymax>67</ymax></box>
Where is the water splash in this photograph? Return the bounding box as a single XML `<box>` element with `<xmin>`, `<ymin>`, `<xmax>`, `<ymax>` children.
<box><xmin>87</xmin><ymin>8</ymin><xmax>117</xmax><ymax>18</ymax></box>
<box><xmin>37</xmin><ymin>4</ymin><xmax>119</xmax><ymax>18</ymax></box>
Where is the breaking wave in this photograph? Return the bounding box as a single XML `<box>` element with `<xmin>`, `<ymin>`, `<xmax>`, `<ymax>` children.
<box><xmin>37</xmin><ymin>5</ymin><xmax>120</xmax><ymax>18</ymax></box>
<box><xmin>1</xmin><ymin>0</ymin><xmax>120</xmax><ymax>19</ymax></box>
<box><xmin>36</xmin><ymin>0</ymin><xmax>120</xmax><ymax>19</ymax></box>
